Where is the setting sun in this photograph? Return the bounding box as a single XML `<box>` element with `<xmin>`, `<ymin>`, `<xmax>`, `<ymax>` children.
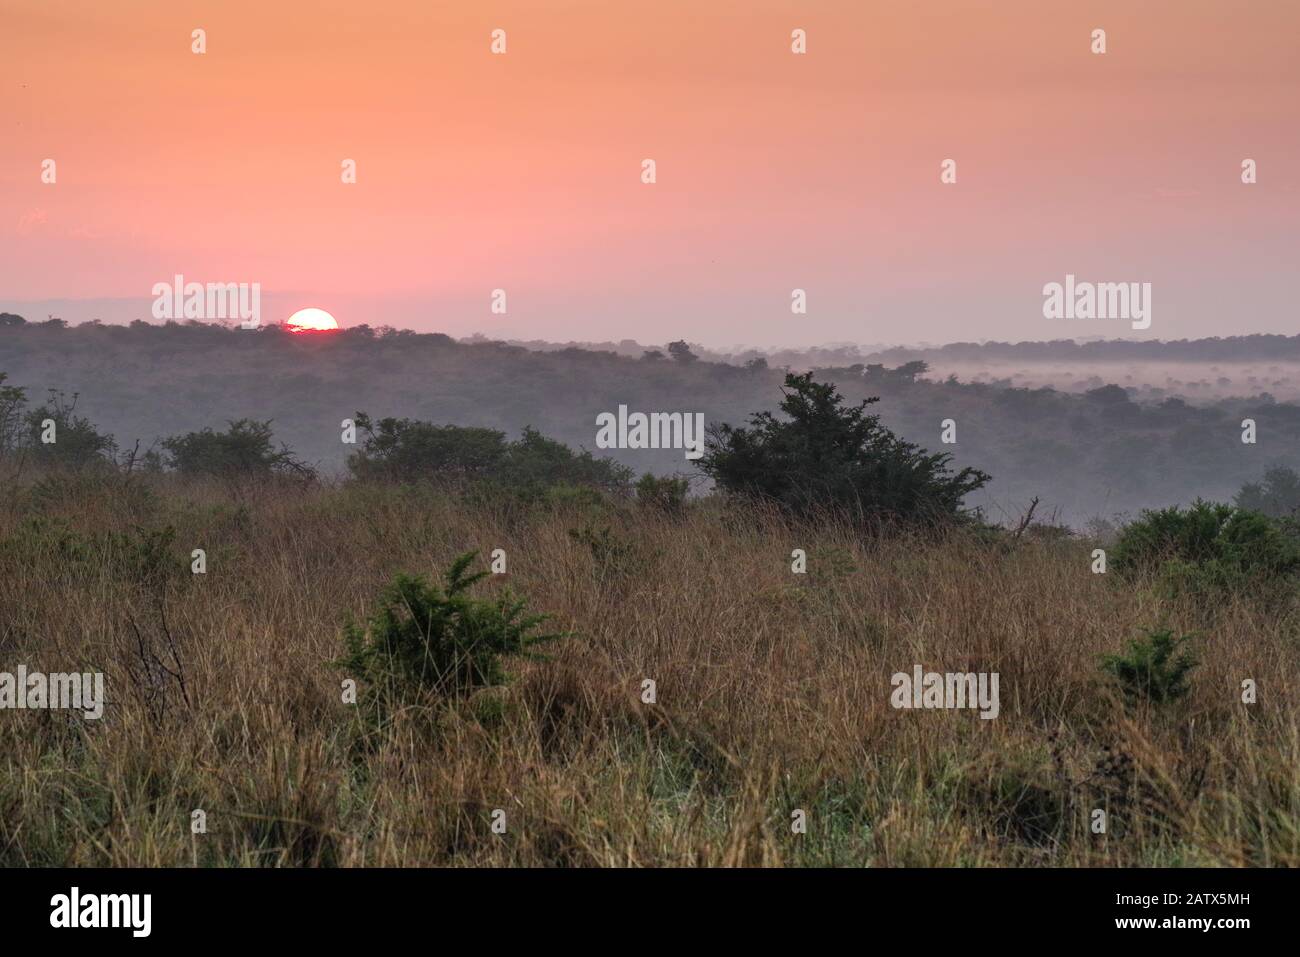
<box><xmin>284</xmin><ymin>308</ymin><xmax>339</xmax><ymax>333</ymax></box>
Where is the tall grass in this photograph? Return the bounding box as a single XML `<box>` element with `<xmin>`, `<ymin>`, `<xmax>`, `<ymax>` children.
<box><xmin>0</xmin><ymin>470</ymin><xmax>1296</xmax><ymax>866</ymax></box>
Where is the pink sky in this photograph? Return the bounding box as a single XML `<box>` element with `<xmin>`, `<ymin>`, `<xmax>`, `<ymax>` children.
<box><xmin>2</xmin><ymin>0</ymin><xmax>1297</xmax><ymax>347</ymax></box>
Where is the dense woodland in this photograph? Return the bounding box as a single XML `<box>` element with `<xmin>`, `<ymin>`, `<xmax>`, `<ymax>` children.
<box><xmin>1</xmin><ymin>317</ymin><xmax>1298</xmax><ymax>525</ymax></box>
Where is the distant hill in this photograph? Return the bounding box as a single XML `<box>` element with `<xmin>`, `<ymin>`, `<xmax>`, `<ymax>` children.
<box><xmin>2</xmin><ymin>317</ymin><xmax>1298</xmax><ymax>525</ymax></box>
<box><xmin>862</xmin><ymin>335</ymin><xmax>1300</xmax><ymax>363</ymax></box>
<box><xmin>482</xmin><ymin>331</ymin><xmax>1300</xmax><ymax>368</ymax></box>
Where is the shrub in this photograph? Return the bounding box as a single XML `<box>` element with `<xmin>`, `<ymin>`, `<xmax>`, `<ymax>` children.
<box><xmin>109</xmin><ymin>524</ymin><xmax>185</xmax><ymax>590</ymax></box>
<box><xmin>347</xmin><ymin>413</ymin><xmax>508</xmax><ymax>483</ymax></box>
<box><xmin>162</xmin><ymin>419</ymin><xmax>313</xmax><ymax>480</ymax></box>
<box><xmin>499</xmin><ymin>426</ymin><xmax>631</xmax><ymax>493</ymax></box>
<box><xmin>347</xmin><ymin>413</ymin><xmax>630</xmax><ymax>494</ymax></box>
<box><xmin>0</xmin><ymin>373</ymin><xmax>27</xmax><ymax>457</ymax></box>
<box><xmin>1236</xmin><ymin>466</ymin><xmax>1300</xmax><ymax>519</ymax></box>
<box><xmin>1113</xmin><ymin>500</ymin><xmax>1300</xmax><ymax>593</ymax></box>
<box><xmin>635</xmin><ymin>473</ymin><xmax>689</xmax><ymax>512</ymax></box>
<box><xmin>1101</xmin><ymin>629</ymin><xmax>1197</xmax><ymax>705</ymax></box>
<box><xmin>698</xmin><ymin>372</ymin><xmax>989</xmax><ymax>526</ymax></box>
<box><xmin>25</xmin><ymin>391</ymin><xmax>117</xmax><ymax>469</ymax></box>
<box><xmin>337</xmin><ymin>553</ymin><xmax>561</xmax><ymax>716</ymax></box>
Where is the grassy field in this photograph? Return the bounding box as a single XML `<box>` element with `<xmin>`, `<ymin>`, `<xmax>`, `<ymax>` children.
<box><xmin>1</xmin><ymin>471</ymin><xmax>1297</xmax><ymax>867</ymax></box>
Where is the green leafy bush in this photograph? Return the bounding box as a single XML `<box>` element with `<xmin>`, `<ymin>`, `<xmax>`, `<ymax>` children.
<box><xmin>25</xmin><ymin>391</ymin><xmax>117</xmax><ymax>469</ymax></box>
<box><xmin>338</xmin><ymin>553</ymin><xmax>561</xmax><ymax>715</ymax></box>
<box><xmin>162</xmin><ymin>419</ymin><xmax>313</xmax><ymax>480</ymax></box>
<box><xmin>635</xmin><ymin>473</ymin><xmax>689</xmax><ymax>512</ymax></box>
<box><xmin>698</xmin><ymin>372</ymin><xmax>989</xmax><ymax>526</ymax></box>
<box><xmin>347</xmin><ymin>413</ymin><xmax>508</xmax><ymax>482</ymax></box>
<box><xmin>500</xmin><ymin>426</ymin><xmax>632</xmax><ymax>495</ymax></box>
<box><xmin>1113</xmin><ymin>500</ymin><xmax>1300</xmax><ymax>594</ymax></box>
<box><xmin>109</xmin><ymin>524</ymin><xmax>185</xmax><ymax>589</ymax></box>
<box><xmin>1101</xmin><ymin>629</ymin><xmax>1197</xmax><ymax>705</ymax></box>
<box><xmin>347</xmin><ymin>413</ymin><xmax>630</xmax><ymax>495</ymax></box>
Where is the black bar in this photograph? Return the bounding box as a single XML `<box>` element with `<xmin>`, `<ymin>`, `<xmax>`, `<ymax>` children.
<box><xmin>0</xmin><ymin>867</ymin><xmax>1282</xmax><ymax>942</ymax></box>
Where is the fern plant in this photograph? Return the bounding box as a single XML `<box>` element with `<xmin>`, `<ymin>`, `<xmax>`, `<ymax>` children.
<box><xmin>338</xmin><ymin>552</ymin><xmax>562</xmax><ymax>716</ymax></box>
<box><xmin>1101</xmin><ymin>629</ymin><xmax>1197</xmax><ymax>705</ymax></box>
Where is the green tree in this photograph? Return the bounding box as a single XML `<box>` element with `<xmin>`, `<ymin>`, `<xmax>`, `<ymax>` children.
<box><xmin>667</xmin><ymin>340</ymin><xmax>698</xmax><ymax>364</ymax></box>
<box><xmin>1236</xmin><ymin>466</ymin><xmax>1300</xmax><ymax>519</ymax></box>
<box><xmin>499</xmin><ymin>425</ymin><xmax>631</xmax><ymax>491</ymax></box>
<box><xmin>26</xmin><ymin>391</ymin><xmax>117</xmax><ymax>469</ymax></box>
<box><xmin>891</xmin><ymin>360</ymin><xmax>929</xmax><ymax>382</ymax></box>
<box><xmin>162</xmin><ymin>419</ymin><xmax>312</xmax><ymax>479</ymax></box>
<box><xmin>635</xmin><ymin>472</ymin><xmax>689</xmax><ymax>511</ymax></box>
<box><xmin>698</xmin><ymin>372</ymin><xmax>990</xmax><ymax>525</ymax></box>
<box><xmin>347</xmin><ymin>412</ymin><xmax>509</xmax><ymax>483</ymax></box>
<box><xmin>348</xmin><ymin>413</ymin><xmax>629</xmax><ymax>492</ymax></box>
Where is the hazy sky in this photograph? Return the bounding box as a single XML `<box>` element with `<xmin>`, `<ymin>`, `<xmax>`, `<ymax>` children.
<box><xmin>2</xmin><ymin>0</ymin><xmax>1297</xmax><ymax>348</ymax></box>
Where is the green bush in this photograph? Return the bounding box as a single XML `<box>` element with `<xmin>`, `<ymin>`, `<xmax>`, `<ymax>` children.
<box><xmin>347</xmin><ymin>413</ymin><xmax>630</xmax><ymax>495</ymax></box>
<box><xmin>162</xmin><ymin>419</ymin><xmax>313</xmax><ymax>480</ymax></box>
<box><xmin>1113</xmin><ymin>500</ymin><xmax>1300</xmax><ymax>594</ymax></box>
<box><xmin>502</xmin><ymin>426</ymin><xmax>630</xmax><ymax>491</ymax></box>
<box><xmin>1101</xmin><ymin>629</ymin><xmax>1197</xmax><ymax>705</ymax></box>
<box><xmin>635</xmin><ymin>473</ymin><xmax>689</xmax><ymax>512</ymax></box>
<box><xmin>347</xmin><ymin>413</ymin><xmax>508</xmax><ymax>483</ymax></box>
<box><xmin>337</xmin><ymin>553</ymin><xmax>561</xmax><ymax>716</ymax></box>
<box><xmin>24</xmin><ymin>391</ymin><xmax>117</xmax><ymax>469</ymax></box>
<box><xmin>698</xmin><ymin>372</ymin><xmax>989</xmax><ymax>526</ymax></box>
<box><xmin>109</xmin><ymin>524</ymin><xmax>185</xmax><ymax>589</ymax></box>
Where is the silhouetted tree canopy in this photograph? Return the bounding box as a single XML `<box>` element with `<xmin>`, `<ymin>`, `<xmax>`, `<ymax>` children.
<box><xmin>3</xmin><ymin>321</ymin><xmax>1300</xmax><ymax>525</ymax></box>
<box><xmin>698</xmin><ymin>372</ymin><xmax>990</xmax><ymax>525</ymax></box>
<box><xmin>667</xmin><ymin>340</ymin><xmax>698</xmax><ymax>363</ymax></box>
<box><xmin>1236</xmin><ymin>466</ymin><xmax>1300</xmax><ymax>518</ymax></box>
<box><xmin>162</xmin><ymin>419</ymin><xmax>313</xmax><ymax>479</ymax></box>
<box><xmin>347</xmin><ymin>412</ymin><xmax>630</xmax><ymax>492</ymax></box>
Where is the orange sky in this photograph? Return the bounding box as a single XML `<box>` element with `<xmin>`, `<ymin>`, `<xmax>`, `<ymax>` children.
<box><xmin>2</xmin><ymin>0</ymin><xmax>1297</xmax><ymax>346</ymax></box>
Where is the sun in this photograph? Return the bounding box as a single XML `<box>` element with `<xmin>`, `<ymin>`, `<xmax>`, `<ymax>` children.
<box><xmin>285</xmin><ymin>307</ymin><xmax>339</xmax><ymax>333</ymax></box>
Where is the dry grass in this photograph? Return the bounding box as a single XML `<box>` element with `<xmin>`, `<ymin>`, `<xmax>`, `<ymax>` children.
<box><xmin>1</xmin><ymin>470</ymin><xmax>1297</xmax><ymax>867</ymax></box>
